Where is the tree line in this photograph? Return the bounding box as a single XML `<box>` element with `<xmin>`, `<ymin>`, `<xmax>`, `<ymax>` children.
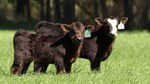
<box><xmin>0</xmin><ymin>0</ymin><xmax>150</xmax><ymax>30</ymax></box>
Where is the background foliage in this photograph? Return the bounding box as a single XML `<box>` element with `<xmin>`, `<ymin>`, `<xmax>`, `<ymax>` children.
<box><xmin>0</xmin><ymin>0</ymin><xmax>150</xmax><ymax>30</ymax></box>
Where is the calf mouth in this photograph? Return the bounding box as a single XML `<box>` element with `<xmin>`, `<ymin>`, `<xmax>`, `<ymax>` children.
<box><xmin>72</xmin><ymin>38</ymin><xmax>83</xmax><ymax>46</ymax></box>
<box><xmin>77</xmin><ymin>38</ymin><xmax>83</xmax><ymax>42</ymax></box>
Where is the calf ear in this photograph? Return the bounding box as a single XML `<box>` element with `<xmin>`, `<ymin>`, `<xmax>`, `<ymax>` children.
<box><xmin>118</xmin><ymin>17</ymin><xmax>128</xmax><ymax>29</ymax></box>
<box><xmin>94</xmin><ymin>17</ymin><xmax>103</xmax><ymax>25</ymax></box>
<box><xmin>120</xmin><ymin>17</ymin><xmax>128</xmax><ymax>24</ymax></box>
<box><xmin>60</xmin><ymin>24</ymin><xmax>69</xmax><ymax>32</ymax></box>
<box><xmin>85</xmin><ymin>25</ymin><xmax>95</xmax><ymax>31</ymax></box>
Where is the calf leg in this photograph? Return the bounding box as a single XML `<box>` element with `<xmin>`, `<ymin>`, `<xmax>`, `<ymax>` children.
<box><xmin>87</xmin><ymin>52</ymin><xmax>101</xmax><ymax>71</ymax></box>
<box><xmin>90</xmin><ymin>59</ymin><xmax>101</xmax><ymax>71</ymax></box>
<box><xmin>11</xmin><ymin>50</ymin><xmax>32</xmax><ymax>75</ymax></box>
<box><xmin>34</xmin><ymin>61</ymin><xmax>49</xmax><ymax>73</ymax></box>
<box><xmin>90</xmin><ymin>48</ymin><xmax>107</xmax><ymax>72</ymax></box>
<box><xmin>11</xmin><ymin>61</ymin><xmax>32</xmax><ymax>75</ymax></box>
<box><xmin>11</xmin><ymin>61</ymin><xmax>24</xmax><ymax>75</ymax></box>
<box><xmin>55</xmin><ymin>64</ymin><xmax>65</xmax><ymax>74</ymax></box>
<box><xmin>64</xmin><ymin>62</ymin><xmax>72</xmax><ymax>73</ymax></box>
<box><xmin>22</xmin><ymin>61</ymin><xmax>32</xmax><ymax>74</ymax></box>
<box><xmin>54</xmin><ymin>57</ymin><xmax>65</xmax><ymax>74</ymax></box>
<box><xmin>41</xmin><ymin>63</ymin><xmax>49</xmax><ymax>73</ymax></box>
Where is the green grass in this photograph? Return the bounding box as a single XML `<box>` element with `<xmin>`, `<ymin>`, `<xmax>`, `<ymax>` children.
<box><xmin>0</xmin><ymin>29</ymin><xmax>150</xmax><ymax>84</ymax></box>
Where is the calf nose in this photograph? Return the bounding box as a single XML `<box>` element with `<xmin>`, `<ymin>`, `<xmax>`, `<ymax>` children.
<box><xmin>78</xmin><ymin>37</ymin><xmax>82</xmax><ymax>40</ymax></box>
<box><xmin>76</xmin><ymin>34</ymin><xmax>83</xmax><ymax>41</ymax></box>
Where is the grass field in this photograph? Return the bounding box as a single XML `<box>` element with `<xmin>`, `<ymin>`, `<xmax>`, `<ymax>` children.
<box><xmin>0</xmin><ymin>29</ymin><xmax>150</xmax><ymax>84</ymax></box>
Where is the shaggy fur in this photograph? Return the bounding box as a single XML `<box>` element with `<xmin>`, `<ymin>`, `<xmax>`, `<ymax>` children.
<box><xmin>11</xmin><ymin>22</ymin><xmax>85</xmax><ymax>75</ymax></box>
<box><xmin>11</xmin><ymin>29</ymin><xmax>65</xmax><ymax>75</ymax></box>
<box><xmin>34</xmin><ymin>21</ymin><xmax>85</xmax><ymax>73</ymax></box>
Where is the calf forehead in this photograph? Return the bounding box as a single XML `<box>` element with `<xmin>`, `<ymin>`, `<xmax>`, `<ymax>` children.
<box><xmin>72</xmin><ymin>22</ymin><xmax>84</xmax><ymax>32</ymax></box>
<box><xmin>107</xmin><ymin>18</ymin><xmax>118</xmax><ymax>27</ymax></box>
<box><xmin>107</xmin><ymin>18</ymin><xmax>118</xmax><ymax>36</ymax></box>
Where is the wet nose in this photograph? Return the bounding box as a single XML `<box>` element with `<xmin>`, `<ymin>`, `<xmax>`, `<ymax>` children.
<box><xmin>76</xmin><ymin>33</ymin><xmax>83</xmax><ymax>41</ymax></box>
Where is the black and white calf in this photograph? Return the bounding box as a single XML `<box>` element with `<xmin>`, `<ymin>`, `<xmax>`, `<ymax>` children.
<box><xmin>80</xmin><ymin>17</ymin><xmax>128</xmax><ymax>71</ymax></box>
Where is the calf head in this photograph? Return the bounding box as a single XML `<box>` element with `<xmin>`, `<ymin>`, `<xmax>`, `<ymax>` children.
<box><xmin>95</xmin><ymin>17</ymin><xmax>128</xmax><ymax>36</ymax></box>
<box><xmin>94</xmin><ymin>17</ymin><xmax>112</xmax><ymax>37</ymax></box>
<box><xmin>61</xmin><ymin>22</ymin><xmax>85</xmax><ymax>45</ymax></box>
<box><xmin>107</xmin><ymin>17</ymin><xmax>128</xmax><ymax>36</ymax></box>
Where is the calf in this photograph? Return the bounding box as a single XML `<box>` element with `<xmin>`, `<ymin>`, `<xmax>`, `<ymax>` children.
<box><xmin>11</xmin><ymin>28</ymin><xmax>66</xmax><ymax>75</ymax></box>
<box><xmin>33</xmin><ymin>22</ymin><xmax>85</xmax><ymax>74</ymax></box>
<box><xmin>11</xmin><ymin>22</ymin><xmax>85</xmax><ymax>75</ymax></box>
<box><xmin>80</xmin><ymin>17</ymin><xmax>128</xmax><ymax>71</ymax></box>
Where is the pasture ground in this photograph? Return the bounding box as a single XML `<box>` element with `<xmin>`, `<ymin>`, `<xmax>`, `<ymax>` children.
<box><xmin>0</xmin><ymin>29</ymin><xmax>150</xmax><ymax>84</ymax></box>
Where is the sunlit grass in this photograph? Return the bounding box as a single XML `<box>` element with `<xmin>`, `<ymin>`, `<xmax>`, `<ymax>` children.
<box><xmin>0</xmin><ymin>30</ymin><xmax>150</xmax><ymax>84</ymax></box>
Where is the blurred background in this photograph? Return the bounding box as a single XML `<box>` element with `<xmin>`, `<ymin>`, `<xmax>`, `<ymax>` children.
<box><xmin>0</xmin><ymin>0</ymin><xmax>150</xmax><ymax>30</ymax></box>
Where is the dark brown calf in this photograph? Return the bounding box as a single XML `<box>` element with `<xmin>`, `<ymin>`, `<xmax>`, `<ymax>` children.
<box><xmin>11</xmin><ymin>22</ymin><xmax>85</xmax><ymax>75</ymax></box>
<box><xmin>33</xmin><ymin>22</ymin><xmax>85</xmax><ymax>74</ymax></box>
<box><xmin>80</xmin><ymin>17</ymin><xmax>128</xmax><ymax>71</ymax></box>
<box><xmin>11</xmin><ymin>28</ymin><xmax>65</xmax><ymax>75</ymax></box>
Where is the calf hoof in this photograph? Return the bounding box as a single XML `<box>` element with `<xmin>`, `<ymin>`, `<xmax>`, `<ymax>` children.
<box><xmin>91</xmin><ymin>67</ymin><xmax>100</xmax><ymax>72</ymax></box>
<box><xmin>10</xmin><ymin>68</ymin><xmax>22</xmax><ymax>75</ymax></box>
<box><xmin>57</xmin><ymin>70</ymin><xmax>66</xmax><ymax>74</ymax></box>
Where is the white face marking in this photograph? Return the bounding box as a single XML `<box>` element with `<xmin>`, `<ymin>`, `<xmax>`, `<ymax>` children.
<box><xmin>107</xmin><ymin>18</ymin><xmax>118</xmax><ymax>36</ymax></box>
